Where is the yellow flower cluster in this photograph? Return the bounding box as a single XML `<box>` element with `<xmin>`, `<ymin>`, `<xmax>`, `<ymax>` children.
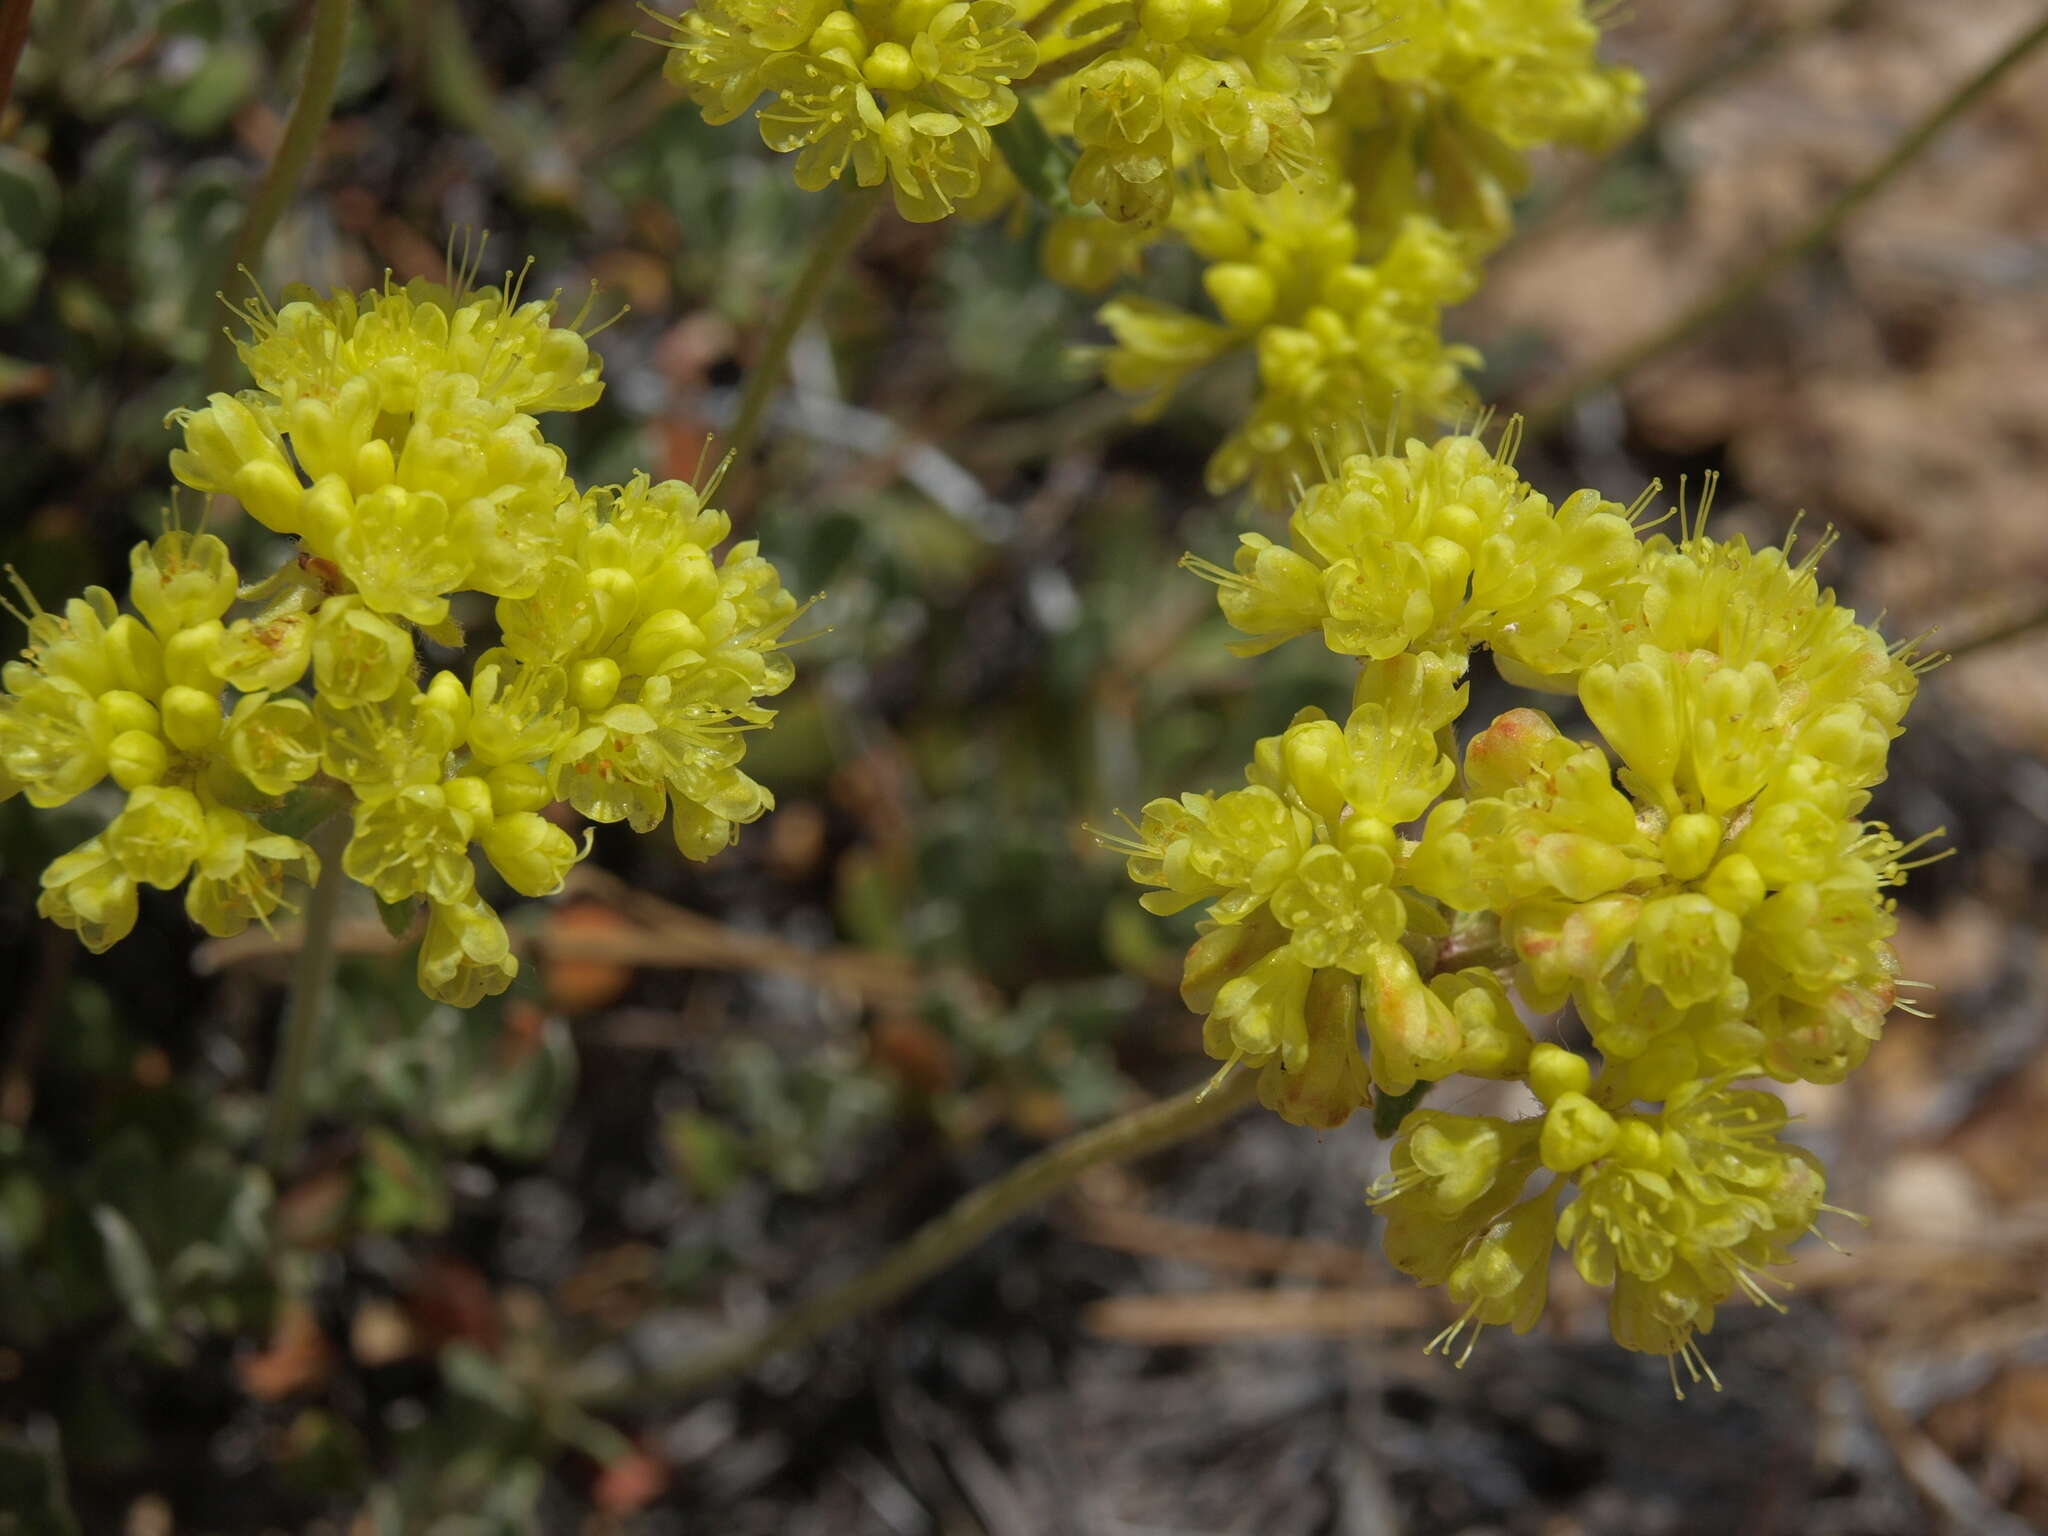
<box><xmin>1038</xmin><ymin>0</ymin><xmax>1369</xmax><ymax>227</ymax></box>
<box><xmin>1112</xmin><ymin>427</ymin><xmax>1936</xmax><ymax>1384</ymax></box>
<box><xmin>1337</xmin><ymin>0</ymin><xmax>1645</xmax><ymax>257</ymax></box>
<box><xmin>656</xmin><ymin>0</ymin><xmax>1637</xmax><ymax>499</ymax></box>
<box><xmin>1096</xmin><ymin>182</ymin><xmax>1479</xmax><ymax>503</ymax></box>
<box><xmin>1055</xmin><ymin>0</ymin><xmax>1639</xmax><ymax>503</ymax></box>
<box><xmin>3</xmin><ymin>271</ymin><xmax>797</xmax><ymax>1007</ymax></box>
<box><xmin>656</xmin><ymin>0</ymin><xmax>1039</xmax><ymax>221</ymax></box>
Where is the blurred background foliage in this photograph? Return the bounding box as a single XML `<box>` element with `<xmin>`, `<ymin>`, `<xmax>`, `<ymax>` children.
<box><xmin>4</xmin><ymin>0</ymin><xmax>2048</xmax><ymax>1531</ymax></box>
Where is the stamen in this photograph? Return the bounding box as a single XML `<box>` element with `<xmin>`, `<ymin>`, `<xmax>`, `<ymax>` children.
<box><xmin>1491</xmin><ymin>411</ymin><xmax>1521</xmax><ymax>469</ymax></box>
<box><xmin>1</xmin><ymin>565</ymin><xmax>45</xmax><ymax>626</ymax></box>
<box><xmin>1195</xmin><ymin>1048</ymin><xmax>1244</xmax><ymax>1104</ymax></box>
<box><xmin>1178</xmin><ymin>552</ymin><xmax>1249</xmax><ymax>591</ymax></box>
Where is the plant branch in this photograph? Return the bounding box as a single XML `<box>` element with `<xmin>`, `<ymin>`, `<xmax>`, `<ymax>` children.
<box><xmin>205</xmin><ymin>0</ymin><xmax>354</xmax><ymax>392</ymax></box>
<box><xmin>1521</xmin><ymin>9</ymin><xmax>2048</xmax><ymax>437</ymax></box>
<box><xmin>568</xmin><ymin>1068</ymin><xmax>1261</xmax><ymax>1406</ymax></box>
<box><xmin>262</xmin><ymin>815</ymin><xmax>349</xmax><ymax>1174</ymax></box>
<box><xmin>1939</xmin><ymin>595</ymin><xmax>2048</xmax><ymax>662</ymax></box>
<box><xmin>724</xmin><ymin>182</ymin><xmax>885</xmax><ymax>469</ymax></box>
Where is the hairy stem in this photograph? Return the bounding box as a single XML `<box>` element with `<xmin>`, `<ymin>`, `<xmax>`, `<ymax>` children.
<box><xmin>262</xmin><ymin>815</ymin><xmax>349</xmax><ymax>1174</ymax></box>
<box><xmin>570</xmin><ymin>1069</ymin><xmax>1261</xmax><ymax>1406</ymax></box>
<box><xmin>205</xmin><ymin>0</ymin><xmax>354</xmax><ymax>393</ymax></box>
<box><xmin>724</xmin><ymin>182</ymin><xmax>885</xmax><ymax>469</ymax></box>
<box><xmin>1523</xmin><ymin>10</ymin><xmax>2048</xmax><ymax>436</ymax></box>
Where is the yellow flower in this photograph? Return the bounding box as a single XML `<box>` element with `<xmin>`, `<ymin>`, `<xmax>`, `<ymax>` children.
<box><xmin>37</xmin><ymin>835</ymin><xmax>140</xmax><ymax>953</ymax></box>
<box><xmin>417</xmin><ymin>894</ymin><xmax>518</xmax><ymax>1008</ymax></box>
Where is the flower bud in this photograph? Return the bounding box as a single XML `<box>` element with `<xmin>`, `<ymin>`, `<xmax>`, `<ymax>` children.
<box><xmin>1203</xmin><ymin>262</ymin><xmax>1276</xmax><ymax>329</ymax></box>
<box><xmin>1660</xmin><ymin>812</ymin><xmax>1723</xmax><ymax>883</ymax></box>
<box><xmin>1527</xmin><ymin>1042</ymin><xmax>1590</xmax><ymax>1107</ymax></box>
<box><xmin>626</xmin><ymin>609</ymin><xmax>708</xmax><ymax>679</ymax></box>
<box><xmin>444</xmin><ymin>774</ymin><xmax>496</xmax><ymax>838</ymax></box>
<box><xmin>584</xmin><ymin>566</ymin><xmax>640</xmax><ymax>652</ymax></box>
<box><xmin>640</xmin><ymin>544</ymin><xmax>720</xmax><ymax>619</ymax></box>
<box><xmin>160</xmin><ymin>619</ymin><xmax>224</xmax><ymax>690</ymax></box>
<box><xmin>1540</xmin><ymin>1090</ymin><xmax>1618</xmax><ymax>1172</ymax></box>
<box><xmin>486</xmin><ymin>762</ymin><xmax>551</xmax><ymax>816</ymax></box>
<box><xmin>809</xmin><ymin>9</ymin><xmax>867</xmax><ymax>59</ymax></box>
<box><xmin>861</xmin><ymin>40</ymin><xmax>922</xmax><ymax>89</ymax></box>
<box><xmin>1609</xmin><ymin>1117</ymin><xmax>1668</xmax><ymax>1172</ymax></box>
<box><xmin>1139</xmin><ymin>0</ymin><xmax>1193</xmax><ymax>41</ymax></box>
<box><xmin>1581</xmin><ymin>655</ymin><xmax>1682</xmax><ymax>808</ymax></box>
<box><xmin>482</xmin><ymin>810</ymin><xmax>583</xmax><ymax>897</ymax></box>
<box><xmin>1363</xmin><ymin>940</ymin><xmax>1461</xmax><ymax>1095</ymax></box>
<box><xmin>1531</xmin><ymin>832</ymin><xmax>1635</xmax><ymax>901</ymax></box>
<box><xmin>1701</xmin><ymin>851</ymin><xmax>1765</xmax><ymax>915</ymax></box>
<box><xmin>1338</xmin><ymin>812</ymin><xmax>1395</xmax><ymax>861</ymax></box>
<box><xmin>1278</xmin><ymin>716</ymin><xmax>1347</xmax><ymax>827</ymax></box>
<box><xmin>107</xmin><ymin>730</ymin><xmax>169</xmax><ymax>791</ymax></box>
<box><xmin>1462</xmin><ymin>708</ymin><xmax>1564</xmax><ymax>798</ymax></box>
<box><xmin>421</xmin><ymin>669</ymin><xmax>473</xmax><ymax>739</ymax></box>
<box><xmin>160</xmin><ymin>684</ymin><xmax>223</xmax><ymax>752</ymax></box>
<box><xmin>569</xmin><ymin>656</ymin><xmax>623</xmax><ymax>713</ymax></box>
<box><xmin>93</xmin><ymin>689</ymin><xmax>160</xmax><ymax>742</ymax></box>
<box><xmin>1432</xmin><ymin>969</ymin><xmax>1531</xmax><ymax>1080</ymax></box>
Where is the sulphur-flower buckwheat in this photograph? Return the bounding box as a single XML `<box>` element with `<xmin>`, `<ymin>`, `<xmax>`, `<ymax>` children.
<box><xmin>5</xmin><ymin>263</ymin><xmax>800</xmax><ymax>1008</ymax></box>
<box><xmin>1111</xmin><ymin>426</ymin><xmax>1939</xmax><ymax>1388</ymax></box>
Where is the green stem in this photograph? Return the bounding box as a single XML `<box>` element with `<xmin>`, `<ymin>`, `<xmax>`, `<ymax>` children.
<box><xmin>1941</xmin><ymin>595</ymin><xmax>2048</xmax><ymax>661</ymax></box>
<box><xmin>205</xmin><ymin>0</ymin><xmax>354</xmax><ymax>393</ymax></box>
<box><xmin>990</xmin><ymin>96</ymin><xmax>1080</xmax><ymax>216</ymax></box>
<box><xmin>262</xmin><ymin>815</ymin><xmax>349</xmax><ymax>1174</ymax></box>
<box><xmin>569</xmin><ymin>1069</ymin><xmax>1261</xmax><ymax>1406</ymax></box>
<box><xmin>1522</xmin><ymin>9</ymin><xmax>2048</xmax><ymax>437</ymax></box>
<box><xmin>724</xmin><ymin>182</ymin><xmax>885</xmax><ymax>468</ymax></box>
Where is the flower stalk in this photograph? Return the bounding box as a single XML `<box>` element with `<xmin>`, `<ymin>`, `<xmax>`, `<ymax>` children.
<box><xmin>569</xmin><ymin>1068</ymin><xmax>1260</xmax><ymax>1406</ymax></box>
<box><xmin>1524</xmin><ymin>9</ymin><xmax>2048</xmax><ymax>434</ymax></box>
<box><xmin>261</xmin><ymin>814</ymin><xmax>349</xmax><ymax>1174</ymax></box>
<box><xmin>206</xmin><ymin>0</ymin><xmax>355</xmax><ymax>392</ymax></box>
<box><xmin>724</xmin><ymin>182</ymin><xmax>885</xmax><ymax>470</ymax></box>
